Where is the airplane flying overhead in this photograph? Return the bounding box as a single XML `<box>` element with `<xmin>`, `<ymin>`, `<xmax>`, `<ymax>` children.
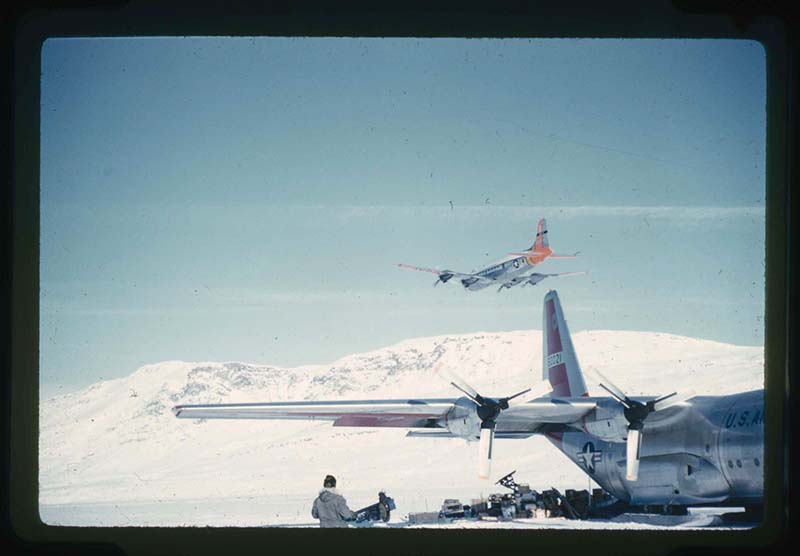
<box><xmin>397</xmin><ymin>218</ymin><xmax>584</xmax><ymax>292</ymax></box>
<box><xmin>173</xmin><ymin>291</ymin><xmax>763</xmax><ymax>511</ymax></box>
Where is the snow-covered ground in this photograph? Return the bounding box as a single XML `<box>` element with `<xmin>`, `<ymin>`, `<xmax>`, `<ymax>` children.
<box><xmin>39</xmin><ymin>329</ymin><xmax>763</xmax><ymax>528</ymax></box>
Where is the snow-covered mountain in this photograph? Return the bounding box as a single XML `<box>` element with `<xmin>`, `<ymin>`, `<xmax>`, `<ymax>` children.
<box><xmin>39</xmin><ymin>329</ymin><xmax>763</xmax><ymax>526</ymax></box>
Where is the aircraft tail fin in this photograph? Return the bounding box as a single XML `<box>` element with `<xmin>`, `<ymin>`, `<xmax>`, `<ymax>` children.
<box><xmin>532</xmin><ymin>218</ymin><xmax>549</xmax><ymax>250</ymax></box>
<box><xmin>542</xmin><ymin>290</ymin><xmax>588</xmax><ymax>397</ymax></box>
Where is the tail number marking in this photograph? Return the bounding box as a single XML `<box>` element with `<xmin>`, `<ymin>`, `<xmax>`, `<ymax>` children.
<box><xmin>547</xmin><ymin>352</ymin><xmax>564</xmax><ymax>368</ymax></box>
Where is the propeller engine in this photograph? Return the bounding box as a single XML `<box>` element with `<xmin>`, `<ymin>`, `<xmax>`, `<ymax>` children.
<box><xmin>434</xmin><ymin>363</ymin><xmax>550</xmax><ymax>479</ymax></box>
<box><xmin>497</xmin><ymin>277</ymin><xmax>525</xmax><ymax>292</ymax></box>
<box><xmin>589</xmin><ymin>368</ymin><xmax>693</xmax><ymax>481</ymax></box>
<box><xmin>434</xmin><ymin>272</ymin><xmax>454</xmax><ymax>287</ymax></box>
<box><xmin>521</xmin><ymin>274</ymin><xmax>548</xmax><ymax>287</ymax></box>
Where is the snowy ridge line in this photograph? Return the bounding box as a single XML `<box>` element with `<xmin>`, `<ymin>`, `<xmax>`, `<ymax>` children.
<box><xmin>43</xmin><ymin>328</ymin><xmax>761</xmax><ymax>403</ymax></box>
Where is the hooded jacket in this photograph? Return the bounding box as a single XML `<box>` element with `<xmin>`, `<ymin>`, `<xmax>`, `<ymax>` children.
<box><xmin>311</xmin><ymin>488</ymin><xmax>355</xmax><ymax>528</ymax></box>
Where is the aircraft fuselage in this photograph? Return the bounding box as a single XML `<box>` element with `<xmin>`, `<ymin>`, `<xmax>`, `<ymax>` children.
<box><xmin>547</xmin><ymin>390</ymin><xmax>763</xmax><ymax>507</ymax></box>
<box><xmin>464</xmin><ymin>254</ymin><xmax>541</xmax><ymax>290</ymax></box>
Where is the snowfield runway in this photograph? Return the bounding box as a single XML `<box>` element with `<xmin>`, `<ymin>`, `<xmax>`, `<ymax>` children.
<box><xmin>39</xmin><ymin>329</ymin><xmax>763</xmax><ymax>528</ymax></box>
<box><xmin>39</xmin><ymin>499</ymin><xmax>750</xmax><ymax>529</ymax></box>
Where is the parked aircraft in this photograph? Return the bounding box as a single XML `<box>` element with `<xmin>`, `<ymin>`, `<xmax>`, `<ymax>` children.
<box><xmin>397</xmin><ymin>218</ymin><xmax>584</xmax><ymax>291</ymax></box>
<box><xmin>173</xmin><ymin>291</ymin><xmax>763</xmax><ymax>511</ymax></box>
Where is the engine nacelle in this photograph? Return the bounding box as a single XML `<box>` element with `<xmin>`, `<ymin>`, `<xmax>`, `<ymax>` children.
<box><xmin>526</xmin><ymin>274</ymin><xmax>547</xmax><ymax>286</ymax></box>
<box><xmin>581</xmin><ymin>399</ymin><xmax>629</xmax><ymax>441</ymax></box>
<box><xmin>443</xmin><ymin>397</ymin><xmax>482</xmax><ymax>440</ymax></box>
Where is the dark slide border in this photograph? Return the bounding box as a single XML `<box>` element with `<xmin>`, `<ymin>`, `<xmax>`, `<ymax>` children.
<box><xmin>5</xmin><ymin>1</ymin><xmax>797</xmax><ymax>555</ymax></box>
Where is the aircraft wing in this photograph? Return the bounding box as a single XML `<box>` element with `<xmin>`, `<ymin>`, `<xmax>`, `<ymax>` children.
<box><xmin>174</xmin><ymin>396</ymin><xmax>599</xmax><ymax>430</ymax></box>
<box><xmin>396</xmin><ymin>263</ymin><xmax>445</xmax><ymax>275</ymax></box>
<box><xmin>453</xmin><ymin>272</ymin><xmax>496</xmax><ymax>283</ymax></box>
<box><xmin>173</xmin><ymin>398</ymin><xmax>458</xmax><ymax>428</ymax></box>
<box><xmin>498</xmin><ymin>395</ymin><xmax>692</xmax><ymax>426</ymax></box>
<box><xmin>498</xmin><ymin>398</ymin><xmax>597</xmax><ymax>425</ymax></box>
<box><xmin>513</xmin><ymin>270</ymin><xmax>587</xmax><ymax>282</ymax></box>
<box><xmin>538</xmin><ymin>271</ymin><xmax>587</xmax><ymax>278</ymax></box>
<box><xmin>397</xmin><ymin>264</ymin><xmax>496</xmax><ymax>283</ymax></box>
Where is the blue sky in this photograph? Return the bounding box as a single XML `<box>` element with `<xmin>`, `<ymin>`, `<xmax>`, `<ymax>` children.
<box><xmin>40</xmin><ymin>38</ymin><xmax>766</xmax><ymax>398</ymax></box>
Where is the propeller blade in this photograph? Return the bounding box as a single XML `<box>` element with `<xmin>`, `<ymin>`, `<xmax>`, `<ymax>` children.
<box><xmin>505</xmin><ymin>388</ymin><xmax>532</xmax><ymax>402</ymax></box>
<box><xmin>653</xmin><ymin>392</ymin><xmax>677</xmax><ymax>405</ymax></box>
<box><xmin>625</xmin><ymin>428</ymin><xmax>642</xmax><ymax>481</ymax></box>
<box><xmin>507</xmin><ymin>379</ymin><xmax>552</xmax><ymax>407</ymax></box>
<box><xmin>434</xmin><ymin>363</ymin><xmax>481</xmax><ymax>401</ymax></box>
<box><xmin>587</xmin><ymin>368</ymin><xmax>631</xmax><ymax>407</ymax></box>
<box><xmin>597</xmin><ymin>383</ymin><xmax>631</xmax><ymax>408</ymax></box>
<box><xmin>434</xmin><ymin>363</ymin><xmax>470</xmax><ymax>399</ymax></box>
<box><xmin>450</xmin><ymin>382</ymin><xmax>479</xmax><ymax>402</ymax></box>
<box><xmin>478</xmin><ymin>426</ymin><xmax>495</xmax><ymax>479</ymax></box>
<box><xmin>652</xmin><ymin>389</ymin><xmax>695</xmax><ymax>412</ymax></box>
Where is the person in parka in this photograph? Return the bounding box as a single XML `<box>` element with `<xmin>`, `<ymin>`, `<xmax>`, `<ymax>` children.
<box><xmin>378</xmin><ymin>491</ymin><xmax>391</xmax><ymax>522</ymax></box>
<box><xmin>311</xmin><ymin>475</ymin><xmax>355</xmax><ymax>528</ymax></box>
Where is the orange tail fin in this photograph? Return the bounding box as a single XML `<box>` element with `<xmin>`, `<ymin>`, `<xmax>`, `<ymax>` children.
<box><xmin>533</xmin><ymin>218</ymin><xmax>549</xmax><ymax>250</ymax></box>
